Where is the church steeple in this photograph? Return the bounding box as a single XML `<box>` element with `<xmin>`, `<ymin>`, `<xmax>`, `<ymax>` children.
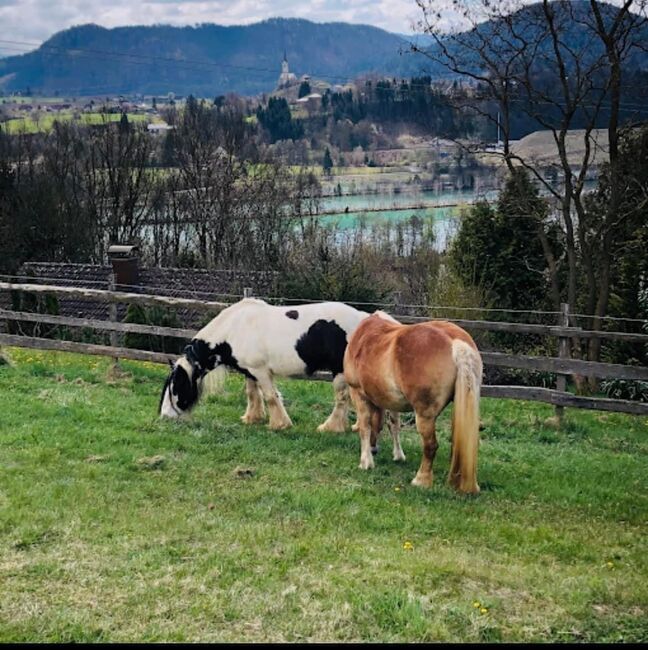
<box><xmin>277</xmin><ymin>50</ymin><xmax>296</xmax><ymax>89</ymax></box>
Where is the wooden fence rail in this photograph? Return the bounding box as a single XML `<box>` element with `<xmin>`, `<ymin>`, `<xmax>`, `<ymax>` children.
<box><xmin>2</xmin><ymin>308</ymin><xmax>646</xmax><ymax>382</ymax></box>
<box><xmin>0</xmin><ymin>281</ymin><xmax>229</xmax><ymax>313</ymax></box>
<box><xmin>2</xmin><ymin>281</ymin><xmax>647</xmax><ymax>343</ymax></box>
<box><xmin>0</xmin><ymin>309</ymin><xmax>196</xmax><ymax>339</ymax></box>
<box><xmin>1</xmin><ymin>282</ymin><xmax>647</xmax><ymax>417</ymax></box>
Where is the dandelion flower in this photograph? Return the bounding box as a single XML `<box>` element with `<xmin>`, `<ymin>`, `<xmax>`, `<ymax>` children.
<box><xmin>403</xmin><ymin>541</ymin><xmax>414</xmax><ymax>551</ymax></box>
<box><xmin>394</xmin><ymin>486</ymin><xmax>401</xmax><ymax>492</ymax></box>
<box><xmin>480</xmin><ymin>607</ymin><xmax>488</xmax><ymax>614</ymax></box>
<box><xmin>473</xmin><ymin>601</ymin><xmax>481</xmax><ymax>608</ymax></box>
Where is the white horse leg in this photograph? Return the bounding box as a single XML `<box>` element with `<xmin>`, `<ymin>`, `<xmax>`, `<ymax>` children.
<box><xmin>387</xmin><ymin>411</ymin><xmax>406</xmax><ymax>461</ymax></box>
<box><xmin>241</xmin><ymin>378</ymin><xmax>266</xmax><ymax>424</ymax></box>
<box><xmin>317</xmin><ymin>373</ymin><xmax>350</xmax><ymax>433</ymax></box>
<box><xmin>255</xmin><ymin>370</ymin><xmax>293</xmax><ymax>430</ymax></box>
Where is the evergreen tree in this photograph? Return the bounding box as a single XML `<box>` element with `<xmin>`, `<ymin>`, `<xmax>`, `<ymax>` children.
<box><xmin>256</xmin><ymin>97</ymin><xmax>303</xmax><ymax>143</ymax></box>
<box><xmin>298</xmin><ymin>81</ymin><xmax>311</xmax><ymax>98</ymax></box>
<box><xmin>322</xmin><ymin>147</ymin><xmax>333</xmax><ymax>174</ymax></box>
<box><xmin>450</xmin><ymin>169</ymin><xmax>553</xmax><ymax>311</ymax></box>
<box><xmin>118</xmin><ymin>111</ymin><xmax>130</xmax><ymax>133</ymax></box>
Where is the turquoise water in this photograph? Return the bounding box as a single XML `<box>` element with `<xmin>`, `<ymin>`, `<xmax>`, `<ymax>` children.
<box><xmin>315</xmin><ymin>187</ymin><xmax>498</xmax><ymax>250</ymax></box>
<box><xmin>320</xmin><ymin>187</ymin><xmax>492</xmax><ymax>213</ymax></box>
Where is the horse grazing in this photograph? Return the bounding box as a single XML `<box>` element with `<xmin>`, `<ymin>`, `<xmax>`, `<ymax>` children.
<box><xmin>344</xmin><ymin>312</ymin><xmax>482</xmax><ymax>494</ymax></box>
<box><xmin>159</xmin><ymin>297</ymin><xmax>372</xmax><ymax>432</ymax></box>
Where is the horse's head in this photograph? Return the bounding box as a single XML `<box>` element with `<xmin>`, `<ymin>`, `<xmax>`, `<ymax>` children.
<box><xmin>159</xmin><ymin>343</ymin><xmax>210</xmax><ymax>418</ymax></box>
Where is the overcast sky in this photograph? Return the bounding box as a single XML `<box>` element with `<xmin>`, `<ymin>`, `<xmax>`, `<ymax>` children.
<box><xmin>0</xmin><ymin>0</ymin><xmax>435</xmax><ymax>53</ymax></box>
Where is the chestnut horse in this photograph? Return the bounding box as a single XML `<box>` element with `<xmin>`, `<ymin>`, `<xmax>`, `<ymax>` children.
<box><xmin>344</xmin><ymin>311</ymin><xmax>482</xmax><ymax>494</ymax></box>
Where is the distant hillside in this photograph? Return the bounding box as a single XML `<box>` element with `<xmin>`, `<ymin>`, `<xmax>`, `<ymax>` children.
<box><xmin>0</xmin><ymin>19</ymin><xmax>426</xmax><ymax>97</ymax></box>
<box><xmin>0</xmin><ymin>3</ymin><xmax>645</xmax><ymax>99</ymax></box>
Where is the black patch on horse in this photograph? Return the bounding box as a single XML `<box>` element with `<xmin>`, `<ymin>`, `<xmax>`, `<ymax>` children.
<box><xmin>295</xmin><ymin>319</ymin><xmax>347</xmax><ymax>376</ymax></box>
<box><xmin>159</xmin><ymin>362</ymin><xmax>199</xmax><ymax>414</ymax></box>
<box><xmin>212</xmin><ymin>341</ymin><xmax>256</xmax><ymax>380</ymax></box>
<box><xmin>189</xmin><ymin>339</ymin><xmax>219</xmax><ymax>372</ymax></box>
<box><xmin>285</xmin><ymin>310</ymin><xmax>299</xmax><ymax>320</ymax></box>
<box><xmin>172</xmin><ymin>365</ymin><xmax>200</xmax><ymax>411</ymax></box>
<box><xmin>186</xmin><ymin>338</ymin><xmax>255</xmax><ymax>379</ymax></box>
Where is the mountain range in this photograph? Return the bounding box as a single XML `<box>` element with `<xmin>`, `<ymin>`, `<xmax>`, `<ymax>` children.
<box><xmin>0</xmin><ymin>2</ymin><xmax>646</xmax><ymax>98</ymax></box>
<box><xmin>0</xmin><ymin>19</ymin><xmax>426</xmax><ymax>98</ymax></box>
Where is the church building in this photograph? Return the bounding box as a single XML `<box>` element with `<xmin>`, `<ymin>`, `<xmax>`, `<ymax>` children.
<box><xmin>277</xmin><ymin>52</ymin><xmax>298</xmax><ymax>89</ymax></box>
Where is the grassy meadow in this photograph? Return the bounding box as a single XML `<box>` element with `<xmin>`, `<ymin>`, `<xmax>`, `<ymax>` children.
<box><xmin>1</xmin><ymin>112</ymin><xmax>150</xmax><ymax>134</ymax></box>
<box><xmin>0</xmin><ymin>348</ymin><xmax>646</xmax><ymax>642</ymax></box>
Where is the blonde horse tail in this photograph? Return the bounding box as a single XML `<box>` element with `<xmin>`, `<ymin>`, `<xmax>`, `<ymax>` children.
<box><xmin>449</xmin><ymin>340</ymin><xmax>482</xmax><ymax>494</ymax></box>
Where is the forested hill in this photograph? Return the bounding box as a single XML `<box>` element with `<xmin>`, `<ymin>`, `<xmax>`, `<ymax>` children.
<box><xmin>0</xmin><ymin>19</ymin><xmax>425</xmax><ymax>97</ymax></box>
<box><xmin>1</xmin><ymin>2</ymin><xmax>646</xmax><ymax>99</ymax></box>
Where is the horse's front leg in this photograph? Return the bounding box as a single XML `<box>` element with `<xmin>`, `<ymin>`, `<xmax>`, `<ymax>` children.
<box><xmin>387</xmin><ymin>411</ymin><xmax>406</xmax><ymax>461</ymax></box>
<box><xmin>254</xmin><ymin>369</ymin><xmax>293</xmax><ymax>430</ymax></box>
<box><xmin>317</xmin><ymin>373</ymin><xmax>350</xmax><ymax>433</ymax></box>
<box><xmin>241</xmin><ymin>378</ymin><xmax>266</xmax><ymax>424</ymax></box>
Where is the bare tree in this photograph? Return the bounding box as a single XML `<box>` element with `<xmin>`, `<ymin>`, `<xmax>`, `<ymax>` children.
<box><xmin>415</xmin><ymin>0</ymin><xmax>648</xmax><ymax>370</ymax></box>
<box><xmin>84</xmin><ymin>115</ymin><xmax>155</xmax><ymax>255</ymax></box>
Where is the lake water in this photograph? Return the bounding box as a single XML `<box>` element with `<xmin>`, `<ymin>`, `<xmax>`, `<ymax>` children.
<box><xmin>316</xmin><ymin>187</ymin><xmax>499</xmax><ymax>250</ymax></box>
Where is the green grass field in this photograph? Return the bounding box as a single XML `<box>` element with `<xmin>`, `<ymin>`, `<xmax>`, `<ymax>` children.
<box><xmin>2</xmin><ymin>112</ymin><xmax>149</xmax><ymax>134</ymax></box>
<box><xmin>0</xmin><ymin>348</ymin><xmax>646</xmax><ymax>642</ymax></box>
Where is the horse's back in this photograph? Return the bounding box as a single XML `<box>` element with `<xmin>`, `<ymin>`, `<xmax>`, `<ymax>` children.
<box><xmin>344</xmin><ymin>315</ymin><xmax>407</xmax><ymax>408</ymax></box>
<box><xmin>225</xmin><ymin>299</ymin><xmax>368</xmax><ymax>377</ymax></box>
<box><xmin>345</xmin><ymin>315</ymin><xmax>468</xmax><ymax>412</ymax></box>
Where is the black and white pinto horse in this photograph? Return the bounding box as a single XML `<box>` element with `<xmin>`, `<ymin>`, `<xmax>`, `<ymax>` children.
<box><xmin>159</xmin><ymin>298</ymin><xmax>391</xmax><ymax>434</ymax></box>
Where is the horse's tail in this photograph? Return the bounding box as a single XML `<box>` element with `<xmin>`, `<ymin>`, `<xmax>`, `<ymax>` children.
<box><xmin>449</xmin><ymin>339</ymin><xmax>482</xmax><ymax>494</ymax></box>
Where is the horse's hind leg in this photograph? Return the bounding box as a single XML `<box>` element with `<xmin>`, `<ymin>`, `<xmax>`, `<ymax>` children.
<box><xmin>387</xmin><ymin>411</ymin><xmax>406</xmax><ymax>461</ymax></box>
<box><xmin>241</xmin><ymin>378</ymin><xmax>266</xmax><ymax>424</ymax></box>
<box><xmin>350</xmin><ymin>387</ymin><xmax>382</xmax><ymax>470</ymax></box>
<box><xmin>369</xmin><ymin>408</ymin><xmax>384</xmax><ymax>455</ymax></box>
<box><xmin>317</xmin><ymin>373</ymin><xmax>349</xmax><ymax>433</ymax></box>
<box><xmin>254</xmin><ymin>370</ymin><xmax>293</xmax><ymax>430</ymax></box>
<box><xmin>411</xmin><ymin>410</ymin><xmax>439</xmax><ymax>488</ymax></box>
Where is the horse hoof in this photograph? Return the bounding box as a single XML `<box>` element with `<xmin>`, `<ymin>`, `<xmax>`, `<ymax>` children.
<box><xmin>317</xmin><ymin>422</ymin><xmax>346</xmax><ymax>433</ymax></box>
<box><xmin>411</xmin><ymin>475</ymin><xmax>432</xmax><ymax>488</ymax></box>
<box><xmin>269</xmin><ymin>420</ymin><xmax>292</xmax><ymax>430</ymax></box>
<box><xmin>241</xmin><ymin>414</ymin><xmax>264</xmax><ymax>425</ymax></box>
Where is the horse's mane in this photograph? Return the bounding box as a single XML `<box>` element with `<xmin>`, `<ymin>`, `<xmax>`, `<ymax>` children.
<box><xmin>373</xmin><ymin>310</ymin><xmax>400</xmax><ymax>324</ymax></box>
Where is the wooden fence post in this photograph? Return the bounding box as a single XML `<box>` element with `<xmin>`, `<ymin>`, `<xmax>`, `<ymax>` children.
<box><xmin>108</xmin><ymin>273</ymin><xmax>120</xmax><ymax>367</ymax></box>
<box><xmin>392</xmin><ymin>291</ymin><xmax>402</xmax><ymax>316</ymax></box>
<box><xmin>243</xmin><ymin>287</ymin><xmax>253</xmax><ymax>298</ymax></box>
<box><xmin>555</xmin><ymin>302</ymin><xmax>570</xmax><ymax>423</ymax></box>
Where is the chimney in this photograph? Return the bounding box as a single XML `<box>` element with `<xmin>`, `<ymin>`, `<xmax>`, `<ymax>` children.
<box><xmin>107</xmin><ymin>244</ymin><xmax>140</xmax><ymax>291</ymax></box>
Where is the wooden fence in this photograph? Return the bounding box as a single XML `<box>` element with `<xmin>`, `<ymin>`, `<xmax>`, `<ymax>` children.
<box><xmin>1</xmin><ymin>281</ymin><xmax>647</xmax><ymax>417</ymax></box>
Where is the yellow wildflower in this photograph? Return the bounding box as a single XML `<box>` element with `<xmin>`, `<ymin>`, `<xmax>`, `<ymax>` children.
<box><xmin>403</xmin><ymin>541</ymin><xmax>414</xmax><ymax>551</ymax></box>
<box><xmin>480</xmin><ymin>607</ymin><xmax>488</xmax><ymax>614</ymax></box>
<box><xmin>473</xmin><ymin>601</ymin><xmax>481</xmax><ymax>608</ymax></box>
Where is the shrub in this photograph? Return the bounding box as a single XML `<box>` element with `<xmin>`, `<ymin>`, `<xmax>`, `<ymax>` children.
<box><xmin>123</xmin><ymin>304</ymin><xmax>186</xmax><ymax>354</ymax></box>
<box><xmin>601</xmin><ymin>378</ymin><xmax>648</xmax><ymax>402</ymax></box>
